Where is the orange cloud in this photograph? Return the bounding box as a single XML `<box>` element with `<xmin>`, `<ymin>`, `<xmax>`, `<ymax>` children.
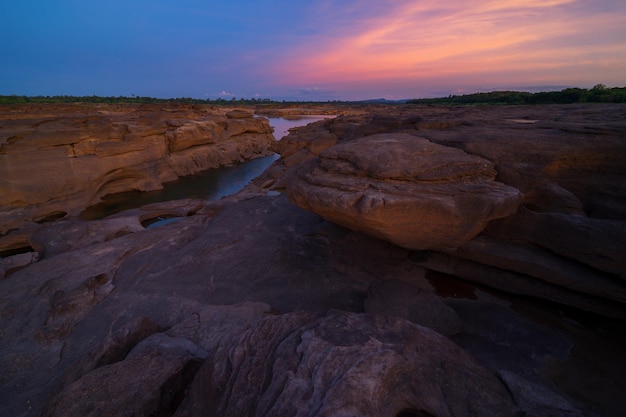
<box><xmin>271</xmin><ymin>0</ymin><xmax>626</xmax><ymax>90</ymax></box>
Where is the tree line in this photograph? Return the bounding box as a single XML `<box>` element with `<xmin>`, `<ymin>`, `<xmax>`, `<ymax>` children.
<box><xmin>407</xmin><ymin>84</ymin><xmax>626</xmax><ymax>105</ymax></box>
<box><xmin>0</xmin><ymin>95</ymin><xmax>274</xmax><ymax>105</ymax></box>
<box><xmin>2</xmin><ymin>84</ymin><xmax>625</xmax><ymax>105</ymax></box>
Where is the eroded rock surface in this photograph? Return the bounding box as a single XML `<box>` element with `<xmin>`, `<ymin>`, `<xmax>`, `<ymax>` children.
<box><xmin>288</xmin><ymin>133</ymin><xmax>523</xmax><ymax>250</ymax></box>
<box><xmin>0</xmin><ymin>104</ymin><xmax>274</xmax><ymax>232</ymax></box>
<box><xmin>1</xmin><ymin>192</ymin><xmax>623</xmax><ymax>417</ymax></box>
<box><xmin>364</xmin><ymin>279</ymin><xmax>463</xmax><ymax>337</ymax></box>
<box><xmin>176</xmin><ymin>310</ymin><xmax>518</xmax><ymax>417</ymax></box>
<box><xmin>266</xmin><ymin>104</ymin><xmax>626</xmax><ymax>319</ymax></box>
<box><xmin>2</xmin><ymin>104</ymin><xmax>626</xmax><ymax>417</ymax></box>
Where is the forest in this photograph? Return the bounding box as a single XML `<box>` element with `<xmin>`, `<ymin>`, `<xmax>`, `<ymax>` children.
<box><xmin>407</xmin><ymin>84</ymin><xmax>626</xmax><ymax>105</ymax></box>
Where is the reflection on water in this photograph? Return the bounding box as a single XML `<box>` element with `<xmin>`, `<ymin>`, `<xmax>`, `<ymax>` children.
<box><xmin>80</xmin><ymin>154</ymin><xmax>279</xmax><ymax>219</ymax></box>
<box><xmin>268</xmin><ymin>115</ymin><xmax>334</xmax><ymax>139</ymax></box>
<box><xmin>80</xmin><ymin>116</ymin><xmax>333</xmax><ymax>220</ymax></box>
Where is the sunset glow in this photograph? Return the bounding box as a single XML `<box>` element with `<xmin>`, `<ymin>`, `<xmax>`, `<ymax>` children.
<box><xmin>1</xmin><ymin>0</ymin><xmax>624</xmax><ymax>100</ymax></box>
<box><xmin>270</xmin><ymin>0</ymin><xmax>626</xmax><ymax>98</ymax></box>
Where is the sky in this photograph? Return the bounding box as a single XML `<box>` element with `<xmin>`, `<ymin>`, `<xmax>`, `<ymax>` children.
<box><xmin>1</xmin><ymin>0</ymin><xmax>625</xmax><ymax>101</ymax></box>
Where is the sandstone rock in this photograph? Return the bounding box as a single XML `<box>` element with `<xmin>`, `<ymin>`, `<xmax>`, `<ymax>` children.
<box><xmin>498</xmin><ymin>371</ymin><xmax>584</xmax><ymax>417</ymax></box>
<box><xmin>523</xmin><ymin>182</ymin><xmax>586</xmax><ymax>215</ymax></box>
<box><xmin>364</xmin><ymin>279</ymin><xmax>463</xmax><ymax>336</ymax></box>
<box><xmin>257</xmin><ymin>113</ymin><xmax>426</xmax><ymax>190</ymax></box>
<box><xmin>0</xmin><ymin>104</ymin><xmax>274</xmax><ymax>233</ymax></box>
<box><xmin>29</xmin><ymin>216</ymin><xmax>145</xmax><ymax>258</ymax></box>
<box><xmin>165</xmin><ymin>302</ymin><xmax>274</xmax><ymax>351</ymax></box>
<box><xmin>413</xmin><ymin>250</ymin><xmax>626</xmax><ymax>319</ymax></box>
<box><xmin>487</xmin><ymin>208</ymin><xmax>626</xmax><ymax>279</ymax></box>
<box><xmin>0</xmin><ymin>251</ymin><xmax>39</xmax><ymax>278</ymax></box>
<box><xmin>445</xmin><ymin>298</ymin><xmax>574</xmax><ymax>379</ymax></box>
<box><xmin>2</xmin><ymin>104</ymin><xmax>626</xmax><ymax>417</ymax></box>
<box><xmin>226</xmin><ymin>109</ymin><xmax>253</xmax><ymax>119</ymax></box>
<box><xmin>0</xmin><ymin>222</ymin><xmax>41</xmax><ymax>254</ymax></box>
<box><xmin>288</xmin><ymin>133</ymin><xmax>523</xmax><ymax>251</ymax></box>
<box><xmin>445</xmin><ymin>299</ymin><xmax>588</xmax><ymax>416</ymax></box>
<box><xmin>165</xmin><ymin>120</ymin><xmax>221</xmax><ymax>152</ymax></box>
<box><xmin>0</xmin><ymin>194</ymin><xmax>622</xmax><ymax>417</ymax></box>
<box><xmin>59</xmin><ymin>316</ymin><xmax>164</xmax><ymax>387</ymax></box>
<box><xmin>255</xmin><ymin>107</ymin><xmax>342</xmax><ymax>118</ymax></box>
<box><xmin>176</xmin><ymin>310</ymin><xmax>519</xmax><ymax>417</ymax></box>
<box><xmin>453</xmin><ymin>235</ymin><xmax>626</xmax><ymax>304</ymax></box>
<box><xmin>267</xmin><ymin>105</ymin><xmax>626</xmax><ymax>320</ymax></box>
<box><xmin>418</xmin><ymin>105</ymin><xmax>626</xmax><ymax>221</ymax></box>
<box><xmin>135</xmin><ymin>198</ymin><xmax>207</xmax><ymax>227</ymax></box>
<box><xmin>45</xmin><ymin>339</ymin><xmax>202</xmax><ymax>417</ymax></box>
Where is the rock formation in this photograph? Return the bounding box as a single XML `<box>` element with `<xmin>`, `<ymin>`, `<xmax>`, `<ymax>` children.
<box><xmin>276</xmin><ymin>104</ymin><xmax>626</xmax><ymax>320</ymax></box>
<box><xmin>0</xmin><ymin>104</ymin><xmax>274</xmax><ymax>233</ymax></box>
<box><xmin>1</xmin><ymin>103</ymin><xmax>625</xmax><ymax>417</ymax></box>
<box><xmin>175</xmin><ymin>310</ymin><xmax>518</xmax><ymax>417</ymax></box>
<box><xmin>288</xmin><ymin>133</ymin><xmax>523</xmax><ymax>250</ymax></box>
<box><xmin>2</xmin><ymin>191</ymin><xmax>617</xmax><ymax>417</ymax></box>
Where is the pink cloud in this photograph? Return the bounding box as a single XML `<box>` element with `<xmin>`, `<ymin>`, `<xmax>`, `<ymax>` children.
<box><xmin>268</xmin><ymin>0</ymin><xmax>626</xmax><ymax>95</ymax></box>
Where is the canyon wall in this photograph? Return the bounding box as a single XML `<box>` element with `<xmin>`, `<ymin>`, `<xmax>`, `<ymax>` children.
<box><xmin>0</xmin><ymin>104</ymin><xmax>274</xmax><ymax>233</ymax></box>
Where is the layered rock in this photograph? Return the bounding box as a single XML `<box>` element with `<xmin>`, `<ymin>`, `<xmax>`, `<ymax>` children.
<box><xmin>2</xmin><ymin>104</ymin><xmax>626</xmax><ymax>417</ymax></box>
<box><xmin>274</xmin><ymin>105</ymin><xmax>626</xmax><ymax>319</ymax></box>
<box><xmin>288</xmin><ymin>133</ymin><xmax>523</xmax><ymax>251</ymax></box>
<box><xmin>0</xmin><ymin>104</ymin><xmax>274</xmax><ymax>233</ymax></box>
<box><xmin>0</xmin><ymin>193</ymin><xmax>621</xmax><ymax>417</ymax></box>
<box><xmin>176</xmin><ymin>310</ymin><xmax>518</xmax><ymax>417</ymax></box>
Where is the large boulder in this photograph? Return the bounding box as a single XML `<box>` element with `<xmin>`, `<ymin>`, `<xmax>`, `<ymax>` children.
<box><xmin>176</xmin><ymin>310</ymin><xmax>519</xmax><ymax>417</ymax></box>
<box><xmin>288</xmin><ymin>133</ymin><xmax>522</xmax><ymax>251</ymax></box>
<box><xmin>43</xmin><ymin>303</ymin><xmax>268</xmax><ymax>417</ymax></box>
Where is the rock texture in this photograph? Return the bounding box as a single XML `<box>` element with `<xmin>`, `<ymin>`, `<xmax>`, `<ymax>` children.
<box><xmin>268</xmin><ymin>104</ymin><xmax>626</xmax><ymax>320</ymax></box>
<box><xmin>1</xmin><ymin>191</ymin><xmax>623</xmax><ymax>417</ymax></box>
<box><xmin>0</xmin><ymin>104</ymin><xmax>274</xmax><ymax>233</ymax></box>
<box><xmin>1</xmin><ymin>104</ymin><xmax>626</xmax><ymax>417</ymax></box>
<box><xmin>364</xmin><ymin>279</ymin><xmax>463</xmax><ymax>337</ymax></box>
<box><xmin>176</xmin><ymin>310</ymin><xmax>518</xmax><ymax>417</ymax></box>
<box><xmin>288</xmin><ymin>133</ymin><xmax>523</xmax><ymax>250</ymax></box>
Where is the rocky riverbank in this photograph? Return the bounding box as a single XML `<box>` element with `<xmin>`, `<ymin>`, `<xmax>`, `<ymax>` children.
<box><xmin>1</xmin><ymin>103</ymin><xmax>625</xmax><ymax>417</ymax></box>
<box><xmin>0</xmin><ymin>104</ymin><xmax>274</xmax><ymax>233</ymax></box>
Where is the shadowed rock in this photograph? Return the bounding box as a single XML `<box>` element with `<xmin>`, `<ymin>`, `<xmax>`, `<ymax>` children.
<box><xmin>176</xmin><ymin>310</ymin><xmax>518</xmax><ymax>417</ymax></box>
<box><xmin>364</xmin><ymin>279</ymin><xmax>463</xmax><ymax>337</ymax></box>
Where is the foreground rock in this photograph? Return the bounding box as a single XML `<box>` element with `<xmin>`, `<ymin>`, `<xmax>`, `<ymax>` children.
<box><xmin>1</xmin><ymin>192</ymin><xmax>623</xmax><ymax>417</ymax></box>
<box><xmin>176</xmin><ymin>310</ymin><xmax>517</xmax><ymax>417</ymax></box>
<box><xmin>1</xmin><ymin>104</ymin><xmax>626</xmax><ymax>417</ymax></box>
<box><xmin>0</xmin><ymin>104</ymin><xmax>274</xmax><ymax>233</ymax></box>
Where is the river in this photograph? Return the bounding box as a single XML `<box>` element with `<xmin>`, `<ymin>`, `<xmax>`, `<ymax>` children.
<box><xmin>79</xmin><ymin>115</ymin><xmax>333</xmax><ymax>220</ymax></box>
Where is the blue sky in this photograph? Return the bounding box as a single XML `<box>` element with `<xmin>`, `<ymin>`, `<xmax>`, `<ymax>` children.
<box><xmin>2</xmin><ymin>0</ymin><xmax>625</xmax><ymax>101</ymax></box>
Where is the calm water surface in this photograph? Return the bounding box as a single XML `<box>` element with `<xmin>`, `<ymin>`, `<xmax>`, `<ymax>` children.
<box><xmin>80</xmin><ymin>116</ymin><xmax>333</xmax><ymax>220</ymax></box>
<box><xmin>268</xmin><ymin>115</ymin><xmax>333</xmax><ymax>140</ymax></box>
